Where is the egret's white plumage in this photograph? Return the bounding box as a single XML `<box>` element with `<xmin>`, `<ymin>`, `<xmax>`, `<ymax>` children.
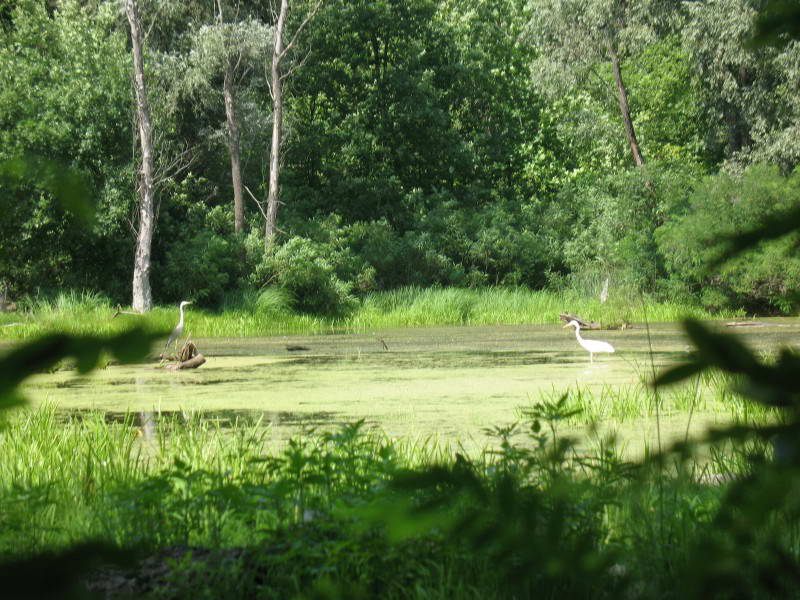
<box><xmin>163</xmin><ymin>300</ymin><xmax>192</xmax><ymax>354</ymax></box>
<box><xmin>563</xmin><ymin>320</ymin><xmax>614</xmax><ymax>363</ymax></box>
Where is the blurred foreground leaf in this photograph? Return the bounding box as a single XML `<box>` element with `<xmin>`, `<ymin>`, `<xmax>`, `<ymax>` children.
<box><xmin>655</xmin><ymin>319</ymin><xmax>800</xmax><ymax>408</ymax></box>
<box><xmin>652</xmin><ymin>361</ymin><xmax>706</xmax><ymax>387</ymax></box>
<box><xmin>0</xmin><ymin>328</ymin><xmax>163</xmax><ymax>410</ymax></box>
<box><xmin>0</xmin><ymin>541</ymin><xmax>132</xmax><ymax>600</ymax></box>
<box><xmin>750</xmin><ymin>0</ymin><xmax>800</xmax><ymax>48</ymax></box>
<box><xmin>0</xmin><ymin>155</ymin><xmax>94</xmax><ymax>225</ymax></box>
<box><xmin>704</xmin><ymin>0</ymin><xmax>800</xmax><ymax>277</ymax></box>
<box><xmin>359</xmin><ymin>454</ymin><xmax>620</xmax><ymax>597</ymax></box>
<box><xmin>708</xmin><ymin>205</ymin><xmax>800</xmax><ymax>272</ymax></box>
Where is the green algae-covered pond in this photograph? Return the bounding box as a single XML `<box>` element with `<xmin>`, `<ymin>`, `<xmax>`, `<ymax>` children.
<box><xmin>14</xmin><ymin>320</ymin><xmax>800</xmax><ymax>454</ymax></box>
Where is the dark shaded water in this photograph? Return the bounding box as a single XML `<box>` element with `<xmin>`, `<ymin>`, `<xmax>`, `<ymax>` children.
<box><xmin>57</xmin><ymin>408</ymin><xmax>341</xmax><ymax>428</ymax></box>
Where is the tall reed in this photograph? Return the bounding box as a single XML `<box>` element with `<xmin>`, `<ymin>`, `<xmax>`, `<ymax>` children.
<box><xmin>0</xmin><ymin>287</ymin><xmax>740</xmax><ymax>341</ymax></box>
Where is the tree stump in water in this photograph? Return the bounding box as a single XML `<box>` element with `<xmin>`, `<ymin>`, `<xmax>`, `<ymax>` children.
<box><xmin>165</xmin><ymin>341</ymin><xmax>205</xmax><ymax>370</ymax></box>
<box><xmin>559</xmin><ymin>313</ymin><xmax>602</xmax><ymax>329</ymax></box>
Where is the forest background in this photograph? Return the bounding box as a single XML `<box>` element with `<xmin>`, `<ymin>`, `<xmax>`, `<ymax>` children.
<box><xmin>2</xmin><ymin>0</ymin><xmax>800</xmax><ymax>317</ymax></box>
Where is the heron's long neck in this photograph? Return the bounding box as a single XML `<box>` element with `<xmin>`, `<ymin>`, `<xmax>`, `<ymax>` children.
<box><xmin>177</xmin><ymin>305</ymin><xmax>185</xmax><ymax>327</ymax></box>
<box><xmin>573</xmin><ymin>327</ymin><xmax>583</xmax><ymax>343</ymax></box>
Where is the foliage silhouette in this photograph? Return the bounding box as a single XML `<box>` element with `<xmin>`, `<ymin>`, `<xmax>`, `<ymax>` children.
<box><xmin>0</xmin><ymin>155</ymin><xmax>164</xmax><ymax>597</ymax></box>
<box><xmin>751</xmin><ymin>0</ymin><xmax>800</xmax><ymax>48</ymax></box>
<box><xmin>0</xmin><ymin>156</ymin><xmax>94</xmax><ymax>225</ymax></box>
<box><xmin>0</xmin><ymin>326</ymin><xmax>161</xmax><ymax>598</ymax></box>
<box><xmin>649</xmin><ymin>10</ymin><xmax>800</xmax><ymax>592</ymax></box>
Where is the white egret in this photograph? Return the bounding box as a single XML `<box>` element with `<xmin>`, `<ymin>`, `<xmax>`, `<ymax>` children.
<box><xmin>563</xmin><ymin>320</ymin><xmax>614</xmax><ymax>363</ymax></box>
<box><xmin>163</xmin><ymin>300</ymin><xmax>192</xmax><ymax>355</ymax></box>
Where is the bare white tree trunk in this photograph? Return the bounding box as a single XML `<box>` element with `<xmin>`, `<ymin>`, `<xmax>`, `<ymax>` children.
<box><xmin>223</xmin><ymin>65</ymin><xmax>245</xmax><ymax>233</ymax></box>
<box><xmin>127</xmin><ymin>0</ymin><xmax>156</xmax><ymax>312</ymax></box>
<box><xmin>264</xmin><ymin>0</ymin><xmax>323</xmax><ymax>251</ymax></box>
<box><xmin>265</xmin><ymin>0</ymin><xmax>287</xmax><ymax>251</ymax></box>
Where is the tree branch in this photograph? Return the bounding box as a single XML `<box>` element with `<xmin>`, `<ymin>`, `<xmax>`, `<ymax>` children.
<box><xmin>153</xmin><ymin>140</ymin><xmax>197</xmax><ymax>190</ymax></box>
<box><xmin>281</xmin><ymin>46</ymin><xmax>313</xmax><ymax>81</ymax></box>
<box><xmin>278</xmin><ymin>0</ymin><xmax>324</xmax><ymax>61</ymax></box>
<box><xmin>244</xmin><ymin>184</ymin><xmax>269</xmax><ymax>221</ymax></box>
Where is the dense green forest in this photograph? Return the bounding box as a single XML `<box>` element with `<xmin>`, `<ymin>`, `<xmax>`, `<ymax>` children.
<box><xmin>2</xmin><ymin>0</ymin><xmax>800</xmax><ymax>315</ymax></box>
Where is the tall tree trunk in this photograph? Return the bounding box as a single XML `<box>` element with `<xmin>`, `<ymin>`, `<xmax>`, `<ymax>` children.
<box><xmin>127</xmin><ymin>0</ymin><xmax>156</xmax><ymax>312</ymax></box>
<box><xmin>609</xmin><ymin>44</ymin><xmax>645</xmax><ymax>168</ymax></box>
<box><xmin>223</xmin><ymin>65</ymin><xmax>245</xmax><ymax>233</ymax></box>
<box><xmin>265</xmin><ymin>0</ymin><xmax>287</xmax><ymax>251</ymax></box>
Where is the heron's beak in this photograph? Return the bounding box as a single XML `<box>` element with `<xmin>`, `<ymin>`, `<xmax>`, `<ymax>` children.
<box><xmin>562</xmin><ymin>323</ymin><xmax>571</xmax><ymax>328</ymax></box>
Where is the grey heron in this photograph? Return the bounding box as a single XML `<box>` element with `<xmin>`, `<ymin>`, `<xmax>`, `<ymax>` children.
<box><xmin>563</xmin><ymin>320</ymin><xmax>614</xmax><ymax>363</ymax></box>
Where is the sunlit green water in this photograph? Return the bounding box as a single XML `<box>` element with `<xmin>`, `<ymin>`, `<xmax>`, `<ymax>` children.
<box><xmin>15</xmin><ymin>319</ymin><xmax>800</xmax><ymax>455</ymax></box>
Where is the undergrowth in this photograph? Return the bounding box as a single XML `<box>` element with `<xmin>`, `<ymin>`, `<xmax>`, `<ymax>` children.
<box><xmin>0</xmin><ymin>398</ymin><xmax>774</xmax><ymax>599</ymax></box>
<box><xmin>0</xmin><ymin>286</ymin><xmax>743</xmax><ymax>341</ymax></box>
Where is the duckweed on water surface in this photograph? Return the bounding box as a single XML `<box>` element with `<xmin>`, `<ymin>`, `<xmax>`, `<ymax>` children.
<box><xmin>12</xmin><ymin>320</ymin><xmax>798</xmax><ymax>457</ymax></box>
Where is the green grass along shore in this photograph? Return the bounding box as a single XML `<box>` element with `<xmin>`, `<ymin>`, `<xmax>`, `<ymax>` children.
<box><xmin>0</xmin><ymin>287</ymin><xmax>743</xmax><ymax>341</ymax></box>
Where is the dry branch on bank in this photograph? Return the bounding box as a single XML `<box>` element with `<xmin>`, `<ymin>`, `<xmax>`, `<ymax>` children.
<box><xmin>112</xmin><ymin>306</ymin><xmax>142</xmax><ymax>318</ymax></box>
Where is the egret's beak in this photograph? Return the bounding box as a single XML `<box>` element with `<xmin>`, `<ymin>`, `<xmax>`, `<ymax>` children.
<box><xmin>562</xmin><ymin>323</ymin><xmax>571</xmax><ymax>328</ymax></box>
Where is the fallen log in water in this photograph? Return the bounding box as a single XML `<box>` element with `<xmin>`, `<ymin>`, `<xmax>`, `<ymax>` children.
<box><xmin>286</xmin><ymin>344</ymin><xmax>310</xmax><ymax>352</ymax></box>
<box><xmin>724</xmin><ymin>321</ymin><xmax>766</xmax><ymax>327</ymax></box>
<box><xmin>558</xmin><ymin>312</ymin><xmax>602</xmax><ymax>329</ymax></box>
<box><xmin>166</xmin><ymin>353</ymin><xmax>206</xmax><ymax>370</ymax></box>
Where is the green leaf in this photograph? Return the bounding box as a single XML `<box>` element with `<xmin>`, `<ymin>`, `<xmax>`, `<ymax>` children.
<box><xmin>0</xmin><ymin>391</ymin><xmax>27</xmax><ymax>414</ymax></box>
<box><xmin>683</xmin><ymin>319</ymin><xmax>760</xmax><ymax>374</ymax></box>
<box><xmin>708</xmin><ymin>205</ymin><xmax>800</xmax><ymax>271</ymax></box>
<box><xmin>0</xmin><ymin>155</ymin><xmax>95</xmax><ymax>225</ymax></box>
<box><xmin>750</xmin><ymin>0</ymin><xmax>800</xmax><ymax>48</ymax></box>
<box><xmin>69</xmin><ymin>340</ymin><xmax>102</xmax><ymax>375</ymax></box>
<box><xmin>653</xmin><ymin>361</ymin><xmax>707</xmax><ymax>387</ymax></box>
<box><xmin>108</xmin><ymin>328</ymin><xmax>163</xmax><ymax>363</ymax></box>
<box><xmin>0</xmin><ymin>334</ymin><xmax>72</xmax><ymax>399</ymax></box>
<box><xmin>0</xmin><ymin>328</ymin><xmax>163</xmax><ymax>410</ymax></box>
<box><xmin>0</xmin><ymin>541</ymin><xmax>132</xmax><ymax>600</ymax></box>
